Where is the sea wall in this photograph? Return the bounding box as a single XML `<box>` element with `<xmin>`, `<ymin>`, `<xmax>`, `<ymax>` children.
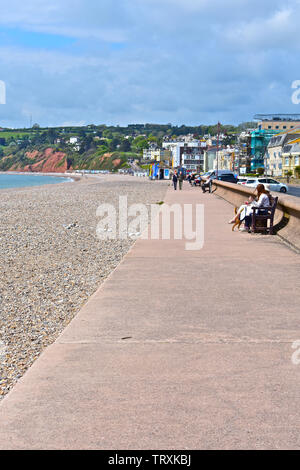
<box><xmin>211</xmin><ymin>180</ymin><xmax>300</xmax><ymax>251</ymax></box>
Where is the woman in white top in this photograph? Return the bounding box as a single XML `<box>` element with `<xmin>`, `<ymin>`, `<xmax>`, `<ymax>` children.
<box><xmin>241</xmin><ymin>184</ymin><xmax>270</xmax><ymax>232</ymax></box>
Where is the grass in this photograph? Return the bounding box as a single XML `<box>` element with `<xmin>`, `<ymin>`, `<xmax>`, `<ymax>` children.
<box><xmin>0</xmin><ymin>131</ymin><xmax>32</xmax><ymax>139</ymax></box>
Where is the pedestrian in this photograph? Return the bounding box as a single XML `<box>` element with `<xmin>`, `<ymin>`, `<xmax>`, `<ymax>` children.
<box><xmin>172</xmin><ymin>171</ymin><xmax>178</xmax><ymax>190</ymax></box>
<box><xmin>178</xmin><ymin>171</ymin><xmax>184</xmax><ymax>190</ymax></box>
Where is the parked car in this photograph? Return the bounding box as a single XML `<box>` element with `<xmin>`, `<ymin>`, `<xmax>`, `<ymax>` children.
<box><xmin>202</xmin><ymin>169</ymin><xmax>236</xmax><ymax>180</ymax></box>
<box><xmin>244</xmin><ymin>177</ymin><xmax>288</xmax><ymax>193</ymax></box>
<box><xmin>216</xmin><ymin>174</ymin><xmax>237</xmax><ymax>184</ymax></box>
<box><xmin>237</xmin><ymin>177</ymin><xmax>248</xmax><ymax>185</ymax></box>
<box><xmin>196</xmin><ymin>170</ymin><xmax>237</xmax><ymax>186</ymax></box>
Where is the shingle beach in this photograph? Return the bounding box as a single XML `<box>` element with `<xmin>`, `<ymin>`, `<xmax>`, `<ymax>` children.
<box><xmin>0</xmin><ymin>174</ymin><xmax>167</xmax><ymax>398</ymax></box>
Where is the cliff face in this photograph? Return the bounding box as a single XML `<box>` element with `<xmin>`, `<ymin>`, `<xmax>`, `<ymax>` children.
<box><xmin>2</xmin><ymin>147</ymin><xmax>128</xmax><ymax>172</ymax></box>
<box><xmin>12</xmin><ymin>148</ymin><xmax>70</xmax><ymax>173</ymax></box>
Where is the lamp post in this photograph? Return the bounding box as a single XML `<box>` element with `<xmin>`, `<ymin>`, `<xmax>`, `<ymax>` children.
<box><xmin>216</xmin><ymin>121</ymin><xmax>220</xmax><ymax>176</ymax></box>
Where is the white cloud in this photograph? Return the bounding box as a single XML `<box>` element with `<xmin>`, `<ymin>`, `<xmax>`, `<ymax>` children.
<box><xmin>0</xmin><ymin>0</ymin><xmax>299</xmax><ymax>127</ymax></box>
<box><xmin>225</xmin><ymin>6</ymin><xmax>300</xmax><ymax>49</ymax></box>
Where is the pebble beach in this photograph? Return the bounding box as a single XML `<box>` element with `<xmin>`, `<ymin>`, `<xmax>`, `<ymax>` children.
<box><xmin>0</xmin><ymin>174</ymin><xmax>168</xmax><ymax>398</ymax></box>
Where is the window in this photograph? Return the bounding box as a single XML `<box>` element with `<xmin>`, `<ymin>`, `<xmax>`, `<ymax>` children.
<box><xmin>283</xmin><ymin>126</ymin><xmax>286</xmax><ymax>129</ymax></box>
<box><xmin>285</xmin><ymin>158</ymin><xmax>289</xmax><ymax>165</ymax></box>
<box><xmin>268</xmin><ymin>126</ymin><xmax>271</xmax><ymax>129</ymax></box>
<box><xmin>295</xmin><ymin>156</ymin><xmax>299</xmax><ymax>165</ymax></box>
<box><xmin>276</xmin><ymin>126</ymin><xmax>279</xmax><ymax>129</ymax></box>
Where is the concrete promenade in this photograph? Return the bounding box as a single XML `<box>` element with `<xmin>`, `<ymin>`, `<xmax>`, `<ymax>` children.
<box><xmin>0</xmin><ymin>182</ymin><xmax>300</xmax><ymax>449</ymax></box>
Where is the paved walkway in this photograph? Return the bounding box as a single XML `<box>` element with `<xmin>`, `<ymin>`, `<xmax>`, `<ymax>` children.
<box><xmin>0</xmin><ymin>182</ymin><xmax>300</xmax><ymax>449</ymax></box>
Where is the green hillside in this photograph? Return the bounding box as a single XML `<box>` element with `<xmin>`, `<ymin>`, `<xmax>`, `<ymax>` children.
<box><xmin>0</xmin><ymin>122</ymin><xmax>249</xmax><ymax>171</ymax></box>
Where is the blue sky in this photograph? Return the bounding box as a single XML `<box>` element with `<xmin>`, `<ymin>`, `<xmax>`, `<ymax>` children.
<box><xmin>0</xmin><ymin>0</ymin><xmax>300</xmax><ymax>128</ymax></box>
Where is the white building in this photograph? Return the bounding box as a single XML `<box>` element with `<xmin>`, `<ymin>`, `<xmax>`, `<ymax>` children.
<box><xmin>182</xmin><ymin>152</ymin><xmax>204</xmax><ymax>171</ymax></box>
<box><xmin>162</xmin><ymin>139</ymin><xmax>204</xmax><ymax>168</ymax></box>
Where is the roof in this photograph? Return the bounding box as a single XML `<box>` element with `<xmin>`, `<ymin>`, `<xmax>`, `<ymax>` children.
<box><xmin>282</xmin><ymin>136</ymin><xmax>300</xmax><ymax>154</ymax></box>
<box><xmin>287</xmin><ymin>137</ymin><xmax>300</xmax><ymax>145</ymax></box>
<box><xmin>254</xmin><ymin>114</ymin><xmax>300</xmax><ymax>121</ymax></box>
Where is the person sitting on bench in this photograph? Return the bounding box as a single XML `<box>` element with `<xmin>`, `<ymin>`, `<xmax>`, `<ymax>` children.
<box><xmin>201</xmin><ymin>176</ymin><xmax>212</xmax><ymax>193</ymax></box>
<box><xmin>241</xmin><ymin>184</ymin><xmax>270</xmax><ymax>232</ymax></box>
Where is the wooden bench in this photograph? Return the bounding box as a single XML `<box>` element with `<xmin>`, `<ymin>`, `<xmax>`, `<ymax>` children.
<box><xmin>251</xmin><ymin>196</ymin><xmax>278</xmax><ymax>235</ymax></box>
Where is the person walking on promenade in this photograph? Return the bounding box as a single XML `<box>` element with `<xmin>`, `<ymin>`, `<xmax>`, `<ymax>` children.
<box><xmin>178</xmin><ymin>171</ymin><xmax>184</xmax><ymax>190</ymax></box>
<box><xmin>172</xmin><ymin>171</ymin><xmax>178</xmax><ymax>190</ymax></box>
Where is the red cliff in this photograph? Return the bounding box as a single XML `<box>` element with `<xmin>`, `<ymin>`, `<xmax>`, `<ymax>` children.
<box><xmin>13</xmin><ymin>148</ymin><xmax>71</xmax><ymax>173</ymax></box>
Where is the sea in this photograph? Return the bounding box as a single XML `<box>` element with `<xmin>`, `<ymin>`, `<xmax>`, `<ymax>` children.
<box><xmin>0</xmin><ymin>173</ymin><xmax>72</xmax><ymax>190</ymax></box>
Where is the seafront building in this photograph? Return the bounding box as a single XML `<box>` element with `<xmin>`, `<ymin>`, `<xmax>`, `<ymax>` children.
<box><xmin>281</xmin><ymin>137</ymin><xmax>300</xmax><ymax>177</ymax></box>
<box><xmin>181</xmin><ymin>147</ymin><xmax>204</xmax><ymax>171</ymax></box>
<box><xmin>254</xmin><ymin>114</ymin><xmax>300</xmax><ymax>131</ymax></box>
<box><xmin>212</xmin><ymin>147</ymin><xmax>238</xmax><ymax>171</ymax></box>
<box><xmin>236</xmin><ymin>129</ymin><xmax>253</xmax><ymax>173</ymax></box>
<box><xmin>265</xmin><ymin>133</ymin><xmax>286</xmax><ymax>176</ymax></box>
<box><xmin>265</xmin><ymin>128</ymin><xmax>300</xmax><ymax>176</ymax></box>
<box><xmin>250</xmin><ymin>129</ymin><xmax>277</xmax><ymax>171</ymax></box>
<box><xmin>204</xmin><ymin>147</ymin><xmax>217</xmax><ymax>172</ymax></box>
<box><xmin>144</xmin><ymin>116</ymin><xmax>300</xmax><ymax>177</ymax></box>
<box><xmin>143</xmin><ymin>145</ymin><xmax>172</xmax><ymax>164</ymax></box>
<box><xmin>162</xmin><ymin>137</ymin><xmax>206</xmax><ymax>170</ymax></box>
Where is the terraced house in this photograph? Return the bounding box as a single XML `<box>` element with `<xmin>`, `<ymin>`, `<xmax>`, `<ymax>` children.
<box><xmin>281</xmin><ymin>137</ymin><xmax>300</xmax><ymax>177</ymax></box>
<box><xmin>265</xmin><ymin>128</ymin><xmax>300</xmax><ymax>176</ymax></box>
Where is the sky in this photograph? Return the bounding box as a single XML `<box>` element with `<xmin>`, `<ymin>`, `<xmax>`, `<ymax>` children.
<box><xmin>0</xmin><ymin>0</ymin><xmax>300</xmax><ymax>128</ymax></box>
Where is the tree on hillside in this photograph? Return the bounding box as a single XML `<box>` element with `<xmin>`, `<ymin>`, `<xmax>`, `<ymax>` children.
<box><xmin>47</xmin><ymin>128</ymin><xmax>58</xmax><ymax>145</ymax></box>
<box><xmin>119</xmin><ymin>139</ymin><xmax>131</xmax><ymax>152</ymax></box>
<box><xmin>132</xmin><ymin>136</ymin><xmax>148</xmax><ymax>152</ymax></box>
<box><xmin>79</xmin><ymin>134</ymin><xmax>95</xmax><ymax>153</ymax></box>
<box><xmin>147</xmin><ymin>134</ymin><xmax>159</xmax><ymax>144</ymax></box>
<box><xmin>102</xmin><ymin>129</ymin><xmax>113</xmax><ymax>139</ymax></box>
<box><xmin>109</xmin><ymin>137</ymin><xmax>121</xmax><ymax>151</ymax></box>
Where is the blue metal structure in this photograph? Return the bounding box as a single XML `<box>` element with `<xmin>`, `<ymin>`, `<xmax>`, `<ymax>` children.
<box><xmin>250</xmin><ymin>129</ymin><xmax>277</xmax><ymax>171</ymax></box>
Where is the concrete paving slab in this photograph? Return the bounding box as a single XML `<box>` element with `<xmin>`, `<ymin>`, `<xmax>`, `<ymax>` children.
<box><xmin>0</xmin><ymin>181</ymin><xmax>299</xmax><ymax>449</ymax></box>
<box><xmin>0</xmin><ymin>342</ymin><xmax>299</xmax><ymax>449</ymax></box>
